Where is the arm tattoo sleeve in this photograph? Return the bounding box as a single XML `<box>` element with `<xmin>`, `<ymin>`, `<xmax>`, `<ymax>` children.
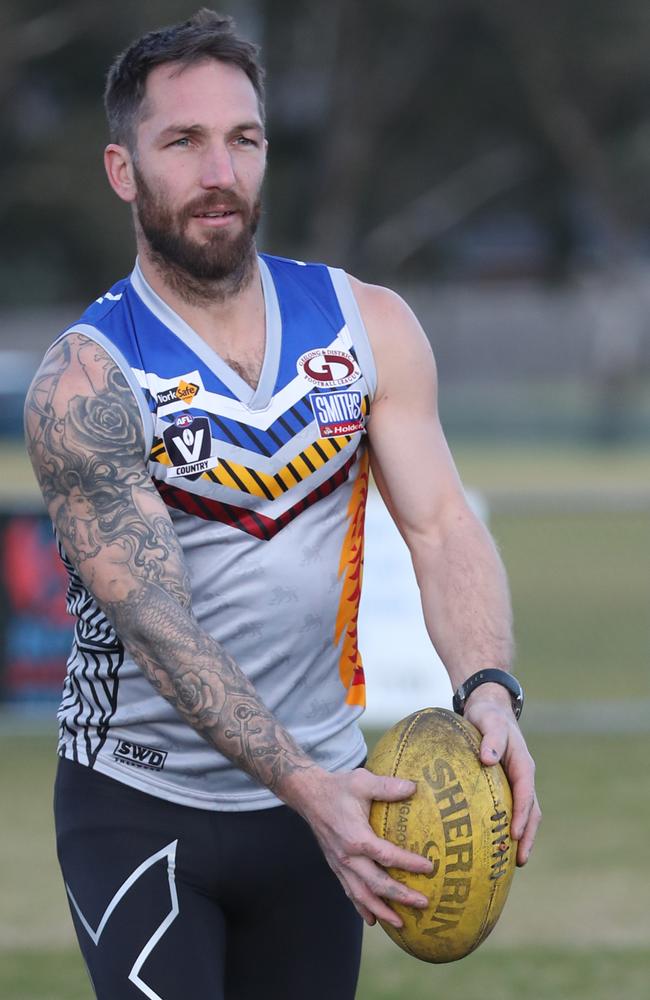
<box><xmin>24</xmin><ymin>333</ymin><xmax>314</xmax><ymax>793</ymax></box>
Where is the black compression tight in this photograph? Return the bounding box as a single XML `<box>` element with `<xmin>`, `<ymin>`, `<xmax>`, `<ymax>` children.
<box><xmin>55</xmin><ymin>757</ymin><xmax>363</xmax><ymax>1000</ymax></box>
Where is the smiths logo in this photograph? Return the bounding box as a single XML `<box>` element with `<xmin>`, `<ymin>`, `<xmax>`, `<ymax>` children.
<box><xmin>156</xmin><ymin>379</ymin><xmax>199</xmax><ymax>407</ymax></box>
<box><xmin>113</xmin><ymin>739</ymin><xmax>168</xmax><ymax>771</ymax></box>
<box><xmin>309</xmin><ymin>389</ymin><xmax>365</xmax><ymax>437</ymax></box>
<box><xmin>297</xmin><ymin>348</ymin><xmax>360</xmax><ymax>388</ymax></box>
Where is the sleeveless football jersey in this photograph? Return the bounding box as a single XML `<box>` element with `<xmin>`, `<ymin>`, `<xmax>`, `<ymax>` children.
<box><xmin>53</xmin><ymin>254</ymin><xmax>376</xmax><ymax>810</ymax></box>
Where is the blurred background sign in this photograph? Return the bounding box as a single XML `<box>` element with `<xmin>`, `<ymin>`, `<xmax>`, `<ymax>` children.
<box><xmin>360</xmin><ymin>488</ymin><xmax>453</xmax><ymax>726</ymax></box>
<box><xmin>0</xmin><ymin>510</ymin><xmax>72</xmax><ymax>707</ymax></box>
<box><xmin>360</xmin><ymin>489</ymin><xmax>489</xmax><ymax>726</ymax></box>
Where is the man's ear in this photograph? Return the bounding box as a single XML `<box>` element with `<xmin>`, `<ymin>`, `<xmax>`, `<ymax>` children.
<box><xmin>104</xmin><ymin>144</ymin><xmax>137</xmax><ymax>203</ymax></box>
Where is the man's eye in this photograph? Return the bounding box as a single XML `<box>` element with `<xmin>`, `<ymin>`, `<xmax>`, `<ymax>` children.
<box><xmin>235</xmin><ymin>136</ymin><xmax>257</xmax><ymax>147</ymax></box>
<box><xmin>169</xmin><ymin>137</ymin><xmax>191</xmax><ymax>148</ymax></box>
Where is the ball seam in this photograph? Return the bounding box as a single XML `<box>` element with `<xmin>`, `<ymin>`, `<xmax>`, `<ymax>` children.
<box><xmin>379</xmin><ymin>709</ymin><xmax>428</xmax><ymax>840</ymax></box>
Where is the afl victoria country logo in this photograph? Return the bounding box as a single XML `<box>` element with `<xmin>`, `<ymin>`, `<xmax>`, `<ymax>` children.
<box><xmin>297</xmin><ymin>348</ymin><xmax>360</xmax><ymax>388</ymax></box>
<box><xmin>163</xmin><ymin>414</ymin><xmax>212</xmax><ymax>481</ymax></box>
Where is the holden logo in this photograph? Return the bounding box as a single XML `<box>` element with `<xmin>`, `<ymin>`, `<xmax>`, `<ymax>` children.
<box><xmin>297</xmin><ymin>348</ymin><xmax>360</xmax><ymax>388</ymax></box>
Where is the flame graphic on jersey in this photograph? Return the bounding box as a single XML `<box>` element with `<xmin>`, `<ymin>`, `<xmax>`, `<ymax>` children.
<box><xmin>335</xmin><ymin>451</ymin><xmax>369</xmax><ymax>706</ymax></box>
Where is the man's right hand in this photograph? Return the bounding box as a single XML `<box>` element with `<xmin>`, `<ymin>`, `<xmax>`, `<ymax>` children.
<box><xmin>284</xmin><ymin>766</ymin><xmax>433</xmax><ymax>927</ymax></box>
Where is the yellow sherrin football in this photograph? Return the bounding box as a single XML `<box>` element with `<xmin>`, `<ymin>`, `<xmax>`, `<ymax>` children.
<box><xmin>367</xmin><ymin>707</ymin><xmax>516</xmax><ymax>963</ymax></box>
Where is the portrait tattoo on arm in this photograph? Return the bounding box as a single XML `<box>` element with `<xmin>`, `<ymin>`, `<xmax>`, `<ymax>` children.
<box><xmin>24</xmin><ymin>333</ymin><xmax>314</xmax><ymax>793</ymax></box>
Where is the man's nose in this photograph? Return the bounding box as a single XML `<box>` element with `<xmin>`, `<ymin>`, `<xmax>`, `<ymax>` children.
<box><xmin>200</xmin><ymin>144</ymin><xmax>237</xmax><ymax>189</ymax></box>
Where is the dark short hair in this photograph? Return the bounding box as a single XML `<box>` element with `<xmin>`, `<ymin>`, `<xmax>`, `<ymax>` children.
<box><xmin>104</xmin><ymin>8</ymin><xmax>265</xmax><ymax>151</ymax></box>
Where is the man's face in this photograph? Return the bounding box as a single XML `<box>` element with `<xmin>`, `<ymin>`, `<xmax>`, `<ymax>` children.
<box><xmin>131</xmin><ymin>59</ymin><xmax>266</xmax><ymax>282</ymax></box>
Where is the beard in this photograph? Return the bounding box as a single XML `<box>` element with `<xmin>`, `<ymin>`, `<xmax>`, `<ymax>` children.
<box><xmin>133</xmin><ymin>163</ymin><xmax>262</xmax><ymax>303</ymax></box>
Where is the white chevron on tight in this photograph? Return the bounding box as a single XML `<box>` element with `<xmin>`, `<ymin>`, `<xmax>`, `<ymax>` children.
<box><xmin>65</xmin><ymin>840</ymin><xmax>179</xmax><ymax>1000</ymax></box>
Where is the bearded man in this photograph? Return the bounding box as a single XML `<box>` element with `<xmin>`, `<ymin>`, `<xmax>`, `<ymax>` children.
<box><xmin>24</xmin><ymin>9</ymin><xmax>540</xmax><ymax>999</ymax></box>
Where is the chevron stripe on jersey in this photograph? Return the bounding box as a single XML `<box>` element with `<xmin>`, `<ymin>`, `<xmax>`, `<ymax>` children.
<box><xmin>150</xmin><ymin>419</ymin><xmax>368</xmax><ymax>503</ymax></box>
<box><xmin>155</xmin><ymin>449</ymin><xmax>358</xmax><ymax>539</ymax></box>
<box><xmin>141</xmin><ymin>379</ymin><xmax>320</xmax><ymax>451</ymax></box>
<box><xmin>137</xmin><ymin>347</ymin><xmax>368</xmax><ymax>466</ymax></box>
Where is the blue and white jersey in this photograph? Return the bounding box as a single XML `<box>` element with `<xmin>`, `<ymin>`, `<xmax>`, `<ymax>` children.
<box><xmin>54</xmin><ymin>253</ymin><xmax>377</xmax><ymax>810</ymax></box>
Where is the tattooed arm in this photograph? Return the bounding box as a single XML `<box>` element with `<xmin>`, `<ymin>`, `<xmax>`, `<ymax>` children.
<box><xmin>24</xmin><ymin>332</ymin><xmax>315</xmax><ymax>787</ymax></box>
<box><xmin>25</xmin><ymin>332</ymin><xmax>431</xmax><ymax>926</ymax></box>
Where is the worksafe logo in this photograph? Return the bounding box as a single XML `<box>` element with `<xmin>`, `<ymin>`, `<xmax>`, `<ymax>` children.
<box><xmin>156</xmin><ymin>379</ymin><xmax>200</xmax><ymax>407</ymax></box>
<box><xmin>113</xmin><ymin>739</ymin><xmax>168</xmax><ymax>771</ymax></box>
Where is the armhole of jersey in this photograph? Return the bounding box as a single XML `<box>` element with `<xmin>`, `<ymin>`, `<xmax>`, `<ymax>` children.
<box><xmin>328</xmin><ymin>267</ymin><xmax>378</xmax><ymax>401</ymax></box>
<box><xmin>48</xmin><ymin>324</ymin><xmax>154</xmax><ymax>461</ymax></box>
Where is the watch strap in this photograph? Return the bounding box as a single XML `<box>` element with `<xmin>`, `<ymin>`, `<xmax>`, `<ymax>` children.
<box><xmin>452</xmin><ymin>668</ymin><xmax>524</xmax><ymax>720</ymax></box>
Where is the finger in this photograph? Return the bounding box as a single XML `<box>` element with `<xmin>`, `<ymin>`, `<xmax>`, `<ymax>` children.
<box><xmin>346</xmin><ymin>889</ymin><xmax>375</xmax><ymax>926</ymax></box>
<box><xmin>511</xmin><ymin>784</ymin><xmax>535</xmax><ymax>843</ymax></box>
<box><xmin>361</xmin><ymin>771</ymin><xmax>417</xmax><ymax>802</ymax></box>
<box><xmin>516</xmin><ymin>795</ymin><xmax>542</xmax><ymax>866</ymax></box>
<box><xmin>478</xmin><ymin>728</ymin><xmax>508</xmax><ymax>767</ymax></box>
<box><xmin>506</xmin><ymin>749</ymin><xmax>537</xmax><ymax>842</ymax></box>
<box><xmin>367</xmin><ymin>834</ymin><xmax>434</xmax><ymax>876</ymax></box>
<box><xmin>350</xmin><ymin>855</ymin><xmax>429</xmax><ymax>911</ymax></box>
<box><xmin>343</xmin><ymin>869</ymin><xmax>406</xmax><ymax>929</ymax></box>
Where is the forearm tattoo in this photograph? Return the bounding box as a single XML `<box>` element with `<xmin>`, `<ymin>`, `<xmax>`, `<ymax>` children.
<box><xmin>24</xmin><ymin>334</ymin><xmax>313</xmax><ymax>793</ymax></box>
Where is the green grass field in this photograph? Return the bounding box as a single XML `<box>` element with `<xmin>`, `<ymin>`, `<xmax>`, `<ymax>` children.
<box><xmin>2</xmin><ymin>729</ymin><xmax>649</xmax><ymax>999</ymax></box>
<box><xmin>1</xmin><ymin>441</ymin><xmax>648</xmax><ymax>998</ymax></box>
<box><xmin>493</xmin><ymin>510</ymin><xmax>649</xmax><ymax>702</ymax></box>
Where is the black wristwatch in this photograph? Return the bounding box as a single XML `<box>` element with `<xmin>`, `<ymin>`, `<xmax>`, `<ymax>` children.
<box><xmin>452</xmin><ymin>669</ymin><xmax>524</xmax><ymax>720</ymax></box>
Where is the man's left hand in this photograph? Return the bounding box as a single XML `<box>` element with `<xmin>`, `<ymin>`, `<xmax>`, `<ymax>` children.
<box><xmin>463</xmin><ymin>694</ymin><xmax>541</xmax><ymax>866</ymax></box>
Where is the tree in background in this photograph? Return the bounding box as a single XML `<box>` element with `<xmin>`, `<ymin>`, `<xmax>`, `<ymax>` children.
<box><xmin>268</xmin><ymin>0</ymin><xmax>650</xmax><ymax>282</ymax></box>
<box><xmin>3</xmin><ymin>0</ymin><xmax>650</xmax><ymax>303</ymax></box>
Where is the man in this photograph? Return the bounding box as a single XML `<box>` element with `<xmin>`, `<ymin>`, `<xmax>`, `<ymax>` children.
<box><xmin>24</xmin><ymin>9</ymin><xmax>540</xmax><ymax>1000</ymax></box>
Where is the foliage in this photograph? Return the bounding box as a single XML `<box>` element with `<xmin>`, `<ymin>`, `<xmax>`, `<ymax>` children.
<box><xmin>4</xmin><ymin>0</ymin><xmax>650</xmax><ymax>303</ymax></box>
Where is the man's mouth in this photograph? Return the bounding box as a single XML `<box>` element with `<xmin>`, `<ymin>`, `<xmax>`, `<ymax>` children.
<box><xmin>194</xmin><ymin>209</ymin><xmax>238</xmax><ymax>218</ymax></box>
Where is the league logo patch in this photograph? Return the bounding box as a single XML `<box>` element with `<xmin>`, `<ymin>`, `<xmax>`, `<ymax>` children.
<box><xmin>297</xmin><ymin>348</ymin><xmax>360</xmax><ymax>388</ymax></box>
<box><xmin>309</xmin><ymin>389</ymin><xmax>365</xmax><ymax>437</ymax></box>
<box><xmin>162</xmin><ymin>414</ymin><xmax>213</xmax><ymax>480</ymax></box>
<box><xmin>156</xmin><ymin>379</ymin><xmax>200</xmax><ymax>408</ymax></box>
